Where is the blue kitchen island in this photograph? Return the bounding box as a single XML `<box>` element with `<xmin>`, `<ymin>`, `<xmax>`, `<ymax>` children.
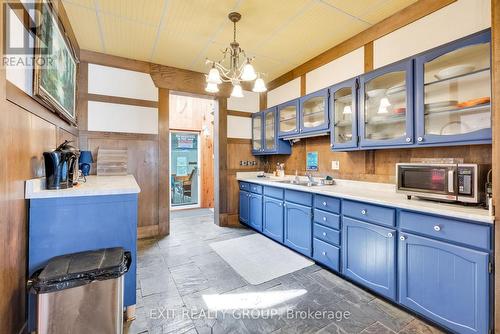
<box><xmin>25</xmin><ymin>175</ymin><xmax>140</xmax><ymax>331</ymax></box>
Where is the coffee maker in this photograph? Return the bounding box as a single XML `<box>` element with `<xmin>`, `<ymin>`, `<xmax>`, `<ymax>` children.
<box><xmin>43</xmin><ymin>141</ymin><xmax>80</xmax><ymax>190</ymax></box>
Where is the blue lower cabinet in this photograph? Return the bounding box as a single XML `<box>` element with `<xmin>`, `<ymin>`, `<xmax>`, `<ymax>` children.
<box><xmin>399</xmin><ymin>233</ymin><xmax>490</xmax><ymax>334</ymax></box>
<box><xmin>342</xmin><ymin>217</ymin><xmax>396</xmax><ymax>300</ymax></box>
<box><xmin>313</xmin><ymin>239</ymin><xmax>340</xmax><ymax>272</ymax></box>
<box><xmin>239</xmin><ymin>191</ymin><xmax>250</xmax><ymax>224</ymax></box>
<box><xmin>284</xmin><ymin>202</ymin><xmax>312</xmax><ymax>257</ymax></box>
<box><xmin>263</xmin><ymin>197</ymin><xmax>284</xmax><ymax>243</ymax></box>
<box><xmin>248</xmin><ymin>194</ymin><xmax>263</xmax><ymax>231</ymax></box>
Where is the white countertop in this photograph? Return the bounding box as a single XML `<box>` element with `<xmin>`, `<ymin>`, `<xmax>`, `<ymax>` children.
<box><xmin>236</xmin><ymin>172</ymin><xmax>494</xmax><ymax>224</ymax></box>
<box><xmin>25</xmin><ymin>175</ymin><xmax>141</xmax><ymax>199</ymax></box>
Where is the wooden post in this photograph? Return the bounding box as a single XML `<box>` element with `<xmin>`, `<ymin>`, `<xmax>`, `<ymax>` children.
<box><xmin>158</xmin><ymin>88</ymin><xmax>170</xmax><ymax>236</ymax></box>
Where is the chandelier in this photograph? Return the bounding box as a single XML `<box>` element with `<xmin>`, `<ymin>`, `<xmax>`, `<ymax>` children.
<box><xmin>205</xmin><ymin>12</ymin><xmax>267</xmax><ymax>97</ymax></box>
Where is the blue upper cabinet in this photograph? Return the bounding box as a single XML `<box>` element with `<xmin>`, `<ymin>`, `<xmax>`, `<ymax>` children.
<box><xmin>359</xmin><ymin>59</ymin><xmax>414</xmax><ymax>148</ymax></box>
<box><xmin>415</xmin><ymin>30</ymin><xmax>492</xmax><ymax>146</ymax></box>
<box><xmin>252</xmin><ymin>108</ymin><xmax>291</xmax><ymax>155</ymax></box>
<box><xmin>277</xmin><ymin>99</ymin><xmax>300</xmax><ymax>137</ymax></box>
<box><xmin>330</xmin><ymin>78</ymin><xmax>358</xmax><ymax>151</ymax></box>
<box><xmin>299</xmin><ymin>88</ymin><xmax>330</xmax><ymax>135</ymax></box>
<box><xmin>399</xmin><ymin>233</ymin><xmax>490</xmax><ymax>334</ymax></box>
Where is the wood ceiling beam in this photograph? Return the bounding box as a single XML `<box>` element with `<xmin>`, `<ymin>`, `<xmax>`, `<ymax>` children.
<box><xmin>267</xmin><ymin>0</ymin><xmax>456</xmax><ymax>91</ymax></box>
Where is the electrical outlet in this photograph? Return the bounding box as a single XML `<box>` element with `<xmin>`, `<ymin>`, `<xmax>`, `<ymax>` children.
<box><xmin>242</xmin><ymin>161</ymin><xmax>248</xmax><ymax>166</ymax></box>
<box><xmin>331</xmin><ymin>160</ymin><xmax>340</xmax><ymax>170</ymax></box>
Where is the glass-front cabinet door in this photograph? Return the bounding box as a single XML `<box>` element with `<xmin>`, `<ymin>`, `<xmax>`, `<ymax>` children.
<box><xmin>359</xmin><ymin>59</ymin><xmax>414</xmax><ymax>148</ymax></box>
<box><xmin>264</xmin><ymin>108</ymin><xmax>276</xmax><ymax>152</ymax></box>
<box><xmin>415</xmin><ymin>30</ymin><xmax>491</xmax><ymax>145</ymax></box>
<box><xmin>277</xmin><ymin>100</ymin><xmax>299</xmax><ymax>138</ymax></box>
<box><xmin>330</xmin><ymin>78</ymin><xmax>358</xmax><ymax>150</ymax></box>
<box><xmin>251</xmin><ymin>112</ymin><xmax>263</xmax><ymax>153</ymax></box>
<box><xmin>299</xmin><ymin>88</ymin><xmax>329</xmax><ymax>134</ymax></box>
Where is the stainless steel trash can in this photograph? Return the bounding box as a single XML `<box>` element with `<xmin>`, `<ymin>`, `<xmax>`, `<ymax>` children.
<box><xmin>29</xmin><ymin>247</ymin><xmax>131</xmax><ymax>334</ymax></box>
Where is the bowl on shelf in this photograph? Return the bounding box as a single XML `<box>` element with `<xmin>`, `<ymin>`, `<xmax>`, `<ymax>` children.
<box><xmin>366</xmin><ymin>89</ymin><xmax>387</xmax><ymax>98</ymax></box>
<box><xmin>393</xmin><ymin>107</ymin><xmax>406</xmax><ymax>115</ymax></box>
<box><xmin>435</xmin><ymin>64</ymin><xmax>475</xmax><ymax>80</ymax></box>
<box><xmin>456</xmin><ymin>97</ymin><xmax>490</xmax><ymax>108</ymax></box>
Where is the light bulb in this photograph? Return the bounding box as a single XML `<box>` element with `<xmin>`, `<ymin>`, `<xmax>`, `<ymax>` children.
<box><xmin>252</xmin><ymin>78</ymin><xmax>267</xmax><ymax>93</ymax></box>
<box><xmin>231</xmin><ymin>84</ymin><xmax>244</xmax><ymax>98</ymax></box>
<box><xmin>377</xmin><ymin>97</ymin><xmax>391</xmax><ymax>114</ymax></box>
<box><xmin>205</xmin><ymin>82</ymin><xmax>219</xmax><ymax>93</ymax></box>
<box><xmin>207</xmin><ymin>67</ymin><xmax>222</xmax><ymax>84</ymax></box>
<box><xmin>241</xmin><ymin>62</ymin><xmax>257</xmax><ymax>81</ymax></box>
<box><xmin>343</xmin><ymin>106</ymin><xmax>352</xmax><ymax>114</ymax></box>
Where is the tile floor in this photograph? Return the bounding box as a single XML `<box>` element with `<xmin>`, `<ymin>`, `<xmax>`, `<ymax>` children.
<box><xmin>125</xmin><ymin>210</ymin><xmax>443</xmax><ymax>334</ymax></box>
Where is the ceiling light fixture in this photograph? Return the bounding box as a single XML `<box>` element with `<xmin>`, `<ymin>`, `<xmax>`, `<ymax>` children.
<box><xmin>205</xmin><ymin>12</ymin><xmax>266</xmax><ymax>97</ymax></box>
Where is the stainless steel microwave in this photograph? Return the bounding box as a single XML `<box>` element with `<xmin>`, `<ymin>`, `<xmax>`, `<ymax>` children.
<box><xmin>396</xmin><ymin>163</ymin><xmax>490</xmax><ymax>204</ymax></box>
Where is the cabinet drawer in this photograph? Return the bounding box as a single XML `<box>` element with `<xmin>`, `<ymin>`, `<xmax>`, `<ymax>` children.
<box><xmin>314</xmin><ymin>195</ymin><xmax>340</xmax><ymax>214</ymax></box>
<box><xmin>313</xmin><ymin>239</ymin><xmax>340</xmax><ymax>272</ymax></box>
<box><xmin>239</xmin><ymin>182</ymin><xmax>250</xmax><ymax>191</ymax></box>
<box><xmin>314</xmin><ymin>224</ymin><xmax>340</xmax><ymax>246</ymax></box>
<box><xmin>285</xmin><ymin>190</ymin><xmax>312</xmax><ymax>206</ymax></box>
<box><xmin>314</xmin><ymin>209</ymin><xmax>340</xmax><ymax>230</ymax></box>
<box><xmin>343</xmin><ymin>200</ymin><xmax>395</xmax><ymax>227</ymax></box>
<box><xmin>264</xmin><ymin>186</ymin><xmax>284</xmax><ymax>199</ymax></box>
<box><xmin>400</xmin><ymin>211</ymin><xmax>491</xmax><ymax>250</ymax></box>
<box><xmin>249</xmin><ymin>184</ymin><xmax>263</xmax><ymax>194</ymax></box>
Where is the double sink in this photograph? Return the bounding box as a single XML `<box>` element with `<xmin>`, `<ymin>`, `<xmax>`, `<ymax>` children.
<box><xmin>273</xmin><ymin>179</ymin><xmax>324</xmax><ymax>187</ymax></box>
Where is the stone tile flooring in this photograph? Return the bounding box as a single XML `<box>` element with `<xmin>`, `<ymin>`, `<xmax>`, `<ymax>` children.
<box><xmin>125</xmin><ymin>211</ymin><xmax>444</xmax><ymax>334</ymax></box>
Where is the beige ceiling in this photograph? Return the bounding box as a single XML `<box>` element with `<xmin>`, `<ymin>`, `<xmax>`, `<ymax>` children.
<box><xmin>62</xmin><ymin>0</ymin><xmax>417</xmax><ymax>80</ymax></box>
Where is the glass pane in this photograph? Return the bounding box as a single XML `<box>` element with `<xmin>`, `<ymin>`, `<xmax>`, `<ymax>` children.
<box><xmin>402</xmin><ymin>168</ymin><xmax>447</xmax><ymax>192</ymax></box>
<box><xmin>423</xmin><ymin>42</ymin><xmax>491</xmax><ymax>136</ymax></box>
<box><xmin>252</xmin><ymin>115</ymin><xmax>262</xmax><ymax>150</ymax></box>
<box><xmin>279</xmin><ymin>105</ymin><xmax>297</xmax><ymax>133</ymax></box>
<box><xmin>364</xmin><ymin>71</ymin><xmax>407</xmax><ymax>140</ymax></box>
<box><xmin>170</xmin><ymin>132</ymin><xmax>199</xmax><ymax>207</ymax></box>
<box><xmin>303</xmin><ymin>96</ymin><xmax>326</xmax><ymax>129</ymax></box>
<box><xmin>333</xmin><ymin>87</ymin><xmax>353</xmax><ymax>143</ymax></box>
<box><xmin>265</xmin><ymin>112</ymin><xmax>275</xmax><ymax>150</ymax></box>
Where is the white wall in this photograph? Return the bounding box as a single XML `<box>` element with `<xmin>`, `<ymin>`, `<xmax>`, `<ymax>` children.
<box><xmin>306</xmin><ymin>47</ymin><xmax>364</xmax><ymax>93</ymax></box>
<box><xmin>227</xmin><ymin>90</ymin><xmax>260</xmax><ymax>113</ymax></box>
<box><xmin>267</xmin><ymin>77</ymin><xmax>301</xmax><ymax>108</ymax></box>
<box><xmin>374</xmin><ymin>0</ymin><xmax>491</xmax><ymax>68</ymax></box>
<box><xmin>88</xmin><ymin>101</ymin><xmax>158</xmax><ymax>134</ymax></box>
<box><xmin>226</xmin><ymin>89</ymin><xmax>259</xmax><ymax>139</ymax></box>
<box><xmin>88</xmin><ymin>64</ymin><xmax>158</xmax><ymax>101</ymax></box>
<box><xmin>227</xmin><ymin>115</ymin><xmax>252</xmax><ymax>139</ymax></box>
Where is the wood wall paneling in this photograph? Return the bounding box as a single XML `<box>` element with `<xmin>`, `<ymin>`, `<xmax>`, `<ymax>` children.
<box><xmin>267</xmin><ymin>0</ymin><xmax>456</xmax><ymax>90</ymax></box>
<box><xmin>364</xmin><ymin>41</ymin><xmax>374</xmax><ymax>72</ymax></box>
<box><xmin>227</xmin><ymin>110</ymin><xmax>252</xmax><ymax>118</ymax></box>
<box><xmin>158</xmin><ymin>88</ymin><xmax>170</xmax><ymax>236</ymax></box>
<box><xmin>86</xmin><ymin>93</ymin><xmax>159</xmax><ymax>108</ymax></box>
<box><xmin>491</xmin><ymin>0</ymin><xmax>500</xmax><ymax>332</ymax></box>
<box><xmin>80</xmin><ymin>50</ymin><xmax>151</xmax><ymax>73</ymax></box>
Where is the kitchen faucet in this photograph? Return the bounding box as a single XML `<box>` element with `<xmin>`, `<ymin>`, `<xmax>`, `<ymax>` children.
<box><xmin>306</xmin><ymin>172</ymin><xmax>314</xmax><ymax>183</ymax></box>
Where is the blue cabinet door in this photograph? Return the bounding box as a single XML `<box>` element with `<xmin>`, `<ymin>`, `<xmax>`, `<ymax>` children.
<box><xmin>415</xmin><ymin>30</ymin><xmax>492</xmax><ymax>146</ymax></box>
<box><xmin>277</xmin><ymin>99</ymin><xmax>300</xmax><ymax>137</ymax></box>
<box><xmin>284</xmin><ymin>202</ymin><xmax>312</xmax><ymax>257</ymax></box>
<box><xmin>399</xmin><ymin>233</ymin><xmax>490</xmax><ymax>334</ymax></box>
<box><xmin>239</xmin><ymin>191</ymin><xmax>250</xmax><ymax>224</ymax></box>
<box><xmin>263</xmin><ymin>197</ymin><xmax>284</xmax><ymax>243</ymax></box>
<box><xmin>330</xmin><ymin>78</ymin><xmax>359</xmax><ymax>150</ymax></box>
<box><xmin>342</xmin><ymin>217</ymin><xmax>396</xmax><ymax>300</ymax></box>
<box><xmin>359</xmin><ymin>59</ymin><xmax>414</xmax><ymax>148</ymax></box>
<box><xmin>299</xmin><ymin>88</ymin><xmax>330</xmax><ymax>135</ymax></box>
<box><xmin>248</xmin><ymin>194</ymin><xmax>263</xmax><ymax>231</ymax></box>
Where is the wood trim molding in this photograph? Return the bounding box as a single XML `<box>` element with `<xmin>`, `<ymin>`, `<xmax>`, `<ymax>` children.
<box><xmin>364</xmin><ymin>41</ymin><xmax>374</xmax><ymax>72</ymax></box>
<box><xmin>158</xmin><ymin>88</ymin><xmax>170</xmax><ymax>236</ymax></box>
<box><xmin>300</xmin><ymin>75</ymin><xmax>306</xmax><ymax>96</ymax></box>
<box><xmin>260</xmin><ymin>92</ymin><xmax>267</xmax><ymax>110</ymax></box>
<box><xmin>76</xmin><ymin>62</ymin><xmax>89</xmax><ymax>130</ymax></box>
<box><xmin>79</xmin><ymin>130</ymin><xmax>158</xmax><ymax>141</ymax></box>
<box><xmin>87</xmin><ymin>93</ymin><xmax>159</xmax><ymax>108</ymax></box>
<box><xmin>227</xmin><ymin>110</ymin><xmax>252</xmax><ymax>118</ymax></box>
<box><xmin>80</xmin><ymin>50</ymin><xmax>151</xmax><ymax>73</ymax></box>
<box><xmin>268</xmin><ymin>0</ymin><xmax>456</xmax><ymax>90</ymax></box>
<box><xmin>227</xmin><ymin>138</ymin><xmax>252</xmax><ymax>144</ymax></box>
<box><xmin>491</xmin><ymin>0</ymin><xmax>500</xmax><ymax>331</ymax></box>
<box><xmin>6</xmin><ymin>81</ymin><xmax>78</xmax><ymax>136</ymax></box>
<box><xmin>138</xmin><ymin>225</ymin><xmax>159</xmax><ymax>239</ymax></box>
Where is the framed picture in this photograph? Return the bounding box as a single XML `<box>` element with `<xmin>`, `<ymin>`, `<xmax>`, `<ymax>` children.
<box><xmin>34</xmin><ymin>0</ymin><xmax>77</xmax><ymax>124</ymax></box>
<box><xmin>306</xmin><ymin>151</ymin><xmax>319</xmax><ymax>171</ymax></box>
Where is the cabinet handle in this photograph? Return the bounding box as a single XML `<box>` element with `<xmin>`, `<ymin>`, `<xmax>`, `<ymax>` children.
<box><xmin>417</xmin><ymin>137</ymin><xmax>423</xmax><ymax>142</ymax></box>
<box><xmin>283</xmin><ymin>203</ymin><xmax>286</xmax><ymax>207</ymax></box>
<box><xmin>387</xmin><ymin>232</ymin><xmax>393</xmax><ymax>238</ymax></box>
<box><xmin>330</xmin><ymin>144</ymin><xmax>334</xmax><ymax>148</ymax></box>
<box><xmin>323</xmin><ymin>217</ymin><xmax>327</xmax><ymax>221</ymax></box>
<box><xmin>405</xmin><ymin>137</ymin><xmax>411</xmax><ymax>143</ymax></box>
<box><xmin>400</xmin><ymin>236</ymin><xmax>406</xmax><ymax>241</ymax></box>
<box><xmin>322</xmin><ymin>251</ymin><xmax>327</xmax><ymax>256</ymax></box>
<box><xmin>322</xmin><ymin>201</ymin><xmax>327</xmax><ymax>206</ymax></box>
<box><xmin>322</xmin><ymin>232</ymin><xmax>327</xmax><ymax>237</ymax></box>
<box><xmin>433</xmin><ymin>225</ymin><xmax>441</xmax><ymax>232</ymax></box>
<box><xmin>279</xmin><ymin>203</ymin><xmax>282</xmax><ymax>207</ymax></box>
<box><xmin>361</xmin><ymin>209</ymin><xmax>367</xmax><ymax>215</ymax></box>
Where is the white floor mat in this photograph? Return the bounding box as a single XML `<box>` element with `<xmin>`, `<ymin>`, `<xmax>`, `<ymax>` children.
<box><xmin>210</xmin><ymin>233</ymin><xmax>314</xmax><ymax>285</ymax></box>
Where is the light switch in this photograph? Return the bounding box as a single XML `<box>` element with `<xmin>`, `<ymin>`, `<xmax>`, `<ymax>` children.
<box><xmin>331</xmin><ymin>160</ymin><xmax>340</xmax><ymax>170</ymax></box>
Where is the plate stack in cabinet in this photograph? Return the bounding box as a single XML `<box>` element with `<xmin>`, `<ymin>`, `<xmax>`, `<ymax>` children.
<box><xmin>312</xmin><ymin>195</ymin><xmax>341</xmax><ymax>272</ymax></box>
